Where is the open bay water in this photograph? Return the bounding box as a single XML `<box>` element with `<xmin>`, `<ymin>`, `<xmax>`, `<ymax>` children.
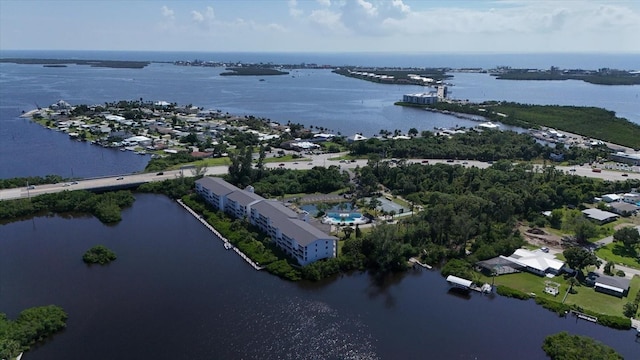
<box><xmin>1</xmin><ymin>194</ymin><xmax>639</xmax><ymax>360</ymax></box>
<box><xmin>1</xmin><ymin>51</ymin><xmax>639</xmax><ymax>177</ymax></box>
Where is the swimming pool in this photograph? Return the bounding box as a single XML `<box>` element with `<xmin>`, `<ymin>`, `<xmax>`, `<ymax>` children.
<box><xmin>322</xmin><ymin>212</ymin><xmax>369</xmax><ymax>225</ymax></box>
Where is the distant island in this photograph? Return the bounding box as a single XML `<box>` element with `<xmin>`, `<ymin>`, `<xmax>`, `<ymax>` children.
<box><xmin>0</xmin><ymin>58</ymin><xmax>150</xmax><ymax>69</ymax></box>
<box><xmin>333</xmin><ymin>66</ymin><xmax>452</xmax><ymax>86</ymax></box>
<box><xmin>491</xmin><ymin>66</ymin><xmax>640</xmax><ymax>85</ymax></box>
<box><xmin>220</xmin><ymin>67</ymin><xmax>289</xmax><ymax>76</ymax></box>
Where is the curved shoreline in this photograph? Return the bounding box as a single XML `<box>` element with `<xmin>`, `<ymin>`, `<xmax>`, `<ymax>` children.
<box><xmin>176</xmin><ymin>199</ymin><xmax>264</xmax><ymax>270</ymax></box>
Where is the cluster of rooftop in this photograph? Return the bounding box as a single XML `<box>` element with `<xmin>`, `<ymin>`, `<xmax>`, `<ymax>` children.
<box><xmin>587</xmin><ymin>191</ymin><xmax>640</xmax><ymax>221</ymax></box>
<box><xmin>27</xmin><ymin>99</ymin><xmax>309</xmax><ymax>156</ymax></box>
<box><xmin>195</xmin><ymin>177</ymin><xmax>337</xmax><ymax>266</ymax></box>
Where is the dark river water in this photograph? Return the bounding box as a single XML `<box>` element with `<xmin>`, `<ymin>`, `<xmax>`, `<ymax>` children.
<box><xmin>1</xmin><ymin>194</ymin><xmax>638</xmax><ymax>359</ymax></box>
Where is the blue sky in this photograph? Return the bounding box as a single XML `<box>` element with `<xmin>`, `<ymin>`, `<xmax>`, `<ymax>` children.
<box><xmin>1</xmin><ymin>0</ymin><xmax>639</xmax><ymax>53</ymax></box>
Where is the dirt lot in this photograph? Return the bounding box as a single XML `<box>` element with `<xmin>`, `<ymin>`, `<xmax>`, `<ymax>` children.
<box><xmin>518</xmin><ymin>225</ymin><xmax>564</xmax><ymax>250</ymax></box>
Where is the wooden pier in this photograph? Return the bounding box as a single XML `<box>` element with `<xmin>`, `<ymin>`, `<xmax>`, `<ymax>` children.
<box><xmin>177</xmin><ymin>199</ymin><xmax>264</xmax><ymax>270</ymax></box>
<box><xmin>409</xmin><ymin>257</ymin><xmax>432</xmax><ymax>269</ymax></box>
<box><xmin>570</xmin><ymin>310</ymin><xmax>597</xmax><ymax>323</ymax></box>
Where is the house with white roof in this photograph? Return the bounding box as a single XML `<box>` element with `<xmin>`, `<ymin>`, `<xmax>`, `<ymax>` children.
<box><xmin>502</xmin><ymin>249</ymin><xmax>565</xmax><ymax>276</ymax></box>
<box><xmin>602</xmin><ymin>194</ymin><xmax>622</xmax><ymax>203</ymax></box>
<box><xmin>347</xmin><ymin>133</ymin><xmax>368</xmax><ymax>143</ymax></box>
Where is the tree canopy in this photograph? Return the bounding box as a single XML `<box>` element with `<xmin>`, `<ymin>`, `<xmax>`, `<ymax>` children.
<box><xmin>83</xmin><ymin>245</ymin><xmax>117</xmax><ymax>265</ymax></box>
<box><xmin>613</xmin><ymin>226</ymin><xmax>640</xmax><ymax>253</ymax></box>
<box><xmin>563</xmin><ymin>247</ymin><xmax>602</xmax><ymax>276</ymax></box>
<box><xmin>0</xmin><ymin>305</ymin><xmax>68</xmax><ymax>359</ymax></box>
<box><xmin>542</xmin><ymin>332</ymin><xmax>622</xmax><ymax>360</ymax></box>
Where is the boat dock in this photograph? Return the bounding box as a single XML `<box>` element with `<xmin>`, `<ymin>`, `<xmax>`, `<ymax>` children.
<box><xmin>409</xmin><ymin>257</ymin><xmax>432</xmax><ymax>269</ymax></box>
<box><xmin>177</xmin><ymin>199</ymin><xmax>264</xmax><ymax>270</ymax></box>
<box><xmin>570</xmin><ymin>310</ymin><xmax>597</xmax><ymax>323</ymax></box>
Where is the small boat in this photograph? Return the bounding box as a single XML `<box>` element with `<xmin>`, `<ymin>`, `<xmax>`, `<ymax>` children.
<box><xmin>224</xmin><ymin>242</ymin><xmax>233</xmax><ymax>250</ymax></box>
<box><xmin>259</xmin><ymin>79</ymin><xmax>265</xmax><ymax>82</ymax></box>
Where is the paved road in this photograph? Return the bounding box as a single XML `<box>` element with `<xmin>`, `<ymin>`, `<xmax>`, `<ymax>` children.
<box><xmin>2</xmin><ymin>153</ymin><xmax>638</xmax><ymax>201</ymax></box>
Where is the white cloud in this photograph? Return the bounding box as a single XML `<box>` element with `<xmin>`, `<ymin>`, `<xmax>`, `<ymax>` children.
<box><xmin>161</xmin><ymin>5</ymin><xmax>174</xmax><ymax>20</ymax></box>
<box><xmin>192</xmin><ymin>11</ymin><xmax>204</xmax><ymax>23</ymax></box>
<box><xmin>391</xmin><ymin>0</ymin><xmax>410</xmax><ymax>15</ymax></box>
<box><xmin>316</xmin><ymin>0</ymin><xmax>331</xmax><ymax>7</ymax></box>
<box><xmin>356</xmin><ymin>0</ymin><xmax>378</xmax><ymax>17</ymax></box>
<box><xmin>289</xmin><ymin>0</ymin><xmax>303</xmax><ymax>18</ymax></box>
<box><xmin>309</xmin><ymin>9</ymin><xmax>347</xmax><ymax>33</ymax></box>
<box><xmin>192</xmin><ymin>6</ymin><xmax>214</xmax><ymax>23</ymax></box>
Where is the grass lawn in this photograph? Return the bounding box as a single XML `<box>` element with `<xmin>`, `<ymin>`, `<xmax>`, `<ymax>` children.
<box><xmin>483</xmin><ymin>271</ymin><xmax>640</xmax><ymax>317</ymax></box>
<box><xmin>168</xmin><ymin>157</ymin><xmax>230</xmax><ymax>170</ymax></box>
<box><xmin>596</xmin><ymin>242</ymin><xmax>640</xmax><ymax>269</ymax></box>
<box><xmin>565</xmin><ymin>276</ymin><xmax>640</xmax><ymax>317</ymax></box>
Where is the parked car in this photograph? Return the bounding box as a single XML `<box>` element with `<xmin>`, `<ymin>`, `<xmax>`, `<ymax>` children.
<box><xmin>116</xmin><ymin>177</ymin><xmax>124</xmax><ymax>180</ymax></box>
<box><xmin>156</xmin><ymin>172</ymin><xmax>164</xmax><ymax>176</ymax></box>
<box><xmin>71</xmin><ymin>181</ymin><xmax>78</xmax><ymax>185</ymax></box>
<box><xmin>540</xmin><ymin>247</ymin><xmax>549</xmax><ymax>253</ymax></box>
<box><xmin>27</xmin><ymin>185</ymin><xmax>35</xmax><ymax>189</ymax></box>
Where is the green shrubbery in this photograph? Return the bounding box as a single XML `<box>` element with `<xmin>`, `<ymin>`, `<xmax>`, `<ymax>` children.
<box><xmin>83</xmin><ymin>245</ymin><xmax>117</xmax><ymax>265</ymax></box>
<box><xmin>496</xmin><ymin>285</ymin><xmax>530</xmax><ymax>300</ymax></box>
<box><xmin>0</xmin><ymin>305</ymin><xmax>68</xmax><ymax>359</ymax></box>
<box><xmin>535</xmin><ymin>297</ymin><xmax>571</xmax><ymax>315</ymax></box>
<box><xmin>0</xmin><ymin>190</ymin><xmax>134</xmax><ymax>224</ymax></box>
<box><xmin>542</xmin><ymin>332</ymin><xmax>622</xmax><ymax>360</ymax></box>
<box><xmin>596</xmin><ymin>314</ymin><xmax>632</xmax><ymax>330</ymax></box>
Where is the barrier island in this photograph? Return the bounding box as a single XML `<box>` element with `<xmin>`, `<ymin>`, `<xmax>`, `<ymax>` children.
<box><xmin>491</xmin><ymin>66</ymin><xmax>640</xmax><ymax>85</ymax></box>
<box><xmin>0</xmin><ymin>58</ymin><xmax>150</xmax><ymax>69</ymax></box>
<box><xmin>422</xmin><ymin>102</ymin><xmax>640</xmax><ymax>149</ymax></box>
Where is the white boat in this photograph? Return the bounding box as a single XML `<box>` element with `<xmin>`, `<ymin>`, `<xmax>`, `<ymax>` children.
<box><xmin>223</xmin><ymin>242</ymin><xmax>233</xmax><ymax>250</ymax></box>
<box><xmin>478</xmin><ymin>122</ymin><xmax>500</xmax><ymax>129</ymax></box>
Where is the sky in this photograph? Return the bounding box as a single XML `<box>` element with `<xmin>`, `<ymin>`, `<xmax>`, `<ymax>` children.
<box><xmin>1</xmin><ymin>0</ymin><xmax>639</xmax><ymax>53</ymax></box>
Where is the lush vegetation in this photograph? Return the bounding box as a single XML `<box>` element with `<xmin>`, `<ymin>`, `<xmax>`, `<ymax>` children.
<box><xmin>0</xmin><ymin>190</ymin><xmax>134</xmax><ymax>224</ymax></box>
<box><xmin>226</xmin><ymin>146</ymin><xmax>351</xmax><ymax>195</ymax></box>
<box><xmin>0</xmin><ymin>175</ymin><xmax>67</xmax><ymax>189</ymax></box>
<box><xmin>83</xmin><ymin>245</ymin><xmax>117</xmax><ymax>265</ymax></box>
<box><xmin>145</xmin><ymin>152</ymin><xmax>199</xmax><ymax>172</ymax></box>
<box><xmin>428</xmin><ymin>102</ymin><xmax>640</xmax><ymax>149</ymax></box>
<box><xmin>493</xmin><ymin>68</ymin><xmax>640</xmax><ymax>85</ymax></box>
<box><xmin>496</xmin><ymin>285</ymin><xmax>530</xmax><ymax>300</ymax></box>
<box><xmin>0</xmin><ymin>305</ymin><xmax>68</xmax><ymax>359</ymax></box>
<box><xmin>349</xmin><ymin>129</ymin><xmax>608</xmax><ymax>165</ymax></box>
<box><xmin>542</xmin><ymin>332</ymin><xmax>622</xmax><ymax>360</ymax></box>
<box><xmin>138</xmin><ymin>177</ymin><xmax>199</xmax><ymax>199</ymax></box>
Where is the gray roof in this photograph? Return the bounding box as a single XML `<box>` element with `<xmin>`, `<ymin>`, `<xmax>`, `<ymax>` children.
<box><xmin>609</xmin><ymin>202</ymin><xmax>639</xmax><ymax>212</ymax></box>
<box><xmin>582</xmin><ymin>208</ymin><xmax>619</xmax><ymax>221</ymax></box>
<box><xmin>196</xmin><ymin>176</ymin><xmax>238</xmax><ymax>196</ymax></box>
<box><xmin>286</xmin><ymin>219</ymin><xmax>337</xmax><ymax>246</ymax></box>
<box><xmin>252</xmin><ymin>201</ymin><xmax>336</xmax><ymax>246</ymax></box>
<box><xmin>226</xmin><ymin>189</ymin><xmax>264</xmax><ymax>207</ymax></box>
<box><xmin>594</xmin><ymin>274</ymin><xmax>631</xmax><ymax>291</ymax></box>
<box><xmin>252</xmin><ymin>200</ymin><xmax>298</xmax><ymax>221</ymax></box>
